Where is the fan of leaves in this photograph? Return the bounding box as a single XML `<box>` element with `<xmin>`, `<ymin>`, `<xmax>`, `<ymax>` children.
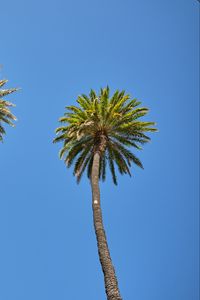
<box><xmin>54</xmin><ymin>87</ymin><xmax>157</xmax><ymax>184</ymax></box>
<box><xmin>0</xmin><ymin>80</ymin><xmax>18</xmax><ymax>142</ymax></box>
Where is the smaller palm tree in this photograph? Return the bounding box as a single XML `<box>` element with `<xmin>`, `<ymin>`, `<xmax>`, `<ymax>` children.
<box><xmin>0</xmin><ymin>79</ymin><xmax>18</xmax><ymax>142</ymax></box>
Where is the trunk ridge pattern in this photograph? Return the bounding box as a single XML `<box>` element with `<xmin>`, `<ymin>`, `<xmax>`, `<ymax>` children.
<box><xmin>91</xmin><ymin>151</ymin><xmax>122</xmax><ymax>300</ymax></box>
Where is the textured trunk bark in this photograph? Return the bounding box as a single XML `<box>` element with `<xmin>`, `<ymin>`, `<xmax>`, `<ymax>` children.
<box><xmin>91</xmin><ymin>151</ymin><xmax>122</xmax><ymax>300</ymax></box>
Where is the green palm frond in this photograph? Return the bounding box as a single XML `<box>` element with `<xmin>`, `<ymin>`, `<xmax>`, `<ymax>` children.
<box><xmin>0</xmin><ymin>79</ymin><xmax>18</xmax><ymax>142</ymax></box>
<box><xmin>54</xmin><ymin>87</ymin><xmax>157</xmax><ymax>184</ymax></box>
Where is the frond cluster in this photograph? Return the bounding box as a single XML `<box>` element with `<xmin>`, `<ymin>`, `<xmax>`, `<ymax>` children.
<box><xmin>54</xmin><ymin>87</ymin><xmax>157</xmax><ymax>184</ymax></box>
<box><xmin>0</xmin><ymin>80</ymin><xmax>18</xmax><ymax>142</ymax></box>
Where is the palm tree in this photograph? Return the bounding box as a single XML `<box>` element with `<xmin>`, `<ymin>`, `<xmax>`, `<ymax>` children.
<box><xmin>53</xmin><ymin>87</ymin><xmax>157</xmax><ymax>300</ymax></box>
<box><xmin>0</xmin><ymin>79</ymin><xmax>18</xmax><ymax>142</ymax></box>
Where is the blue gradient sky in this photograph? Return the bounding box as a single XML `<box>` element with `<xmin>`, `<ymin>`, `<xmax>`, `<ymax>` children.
<box><xmin>0</xmin><ymin>1</ymin><xmax>199</xmax><ymax>299</ymax></box>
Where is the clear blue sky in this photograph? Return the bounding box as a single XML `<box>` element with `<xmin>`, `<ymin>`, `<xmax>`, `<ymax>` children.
<box><xmin>0</xmin><ymin>1</ymin><xmax>199</xmax><ymax>299</ymax></box>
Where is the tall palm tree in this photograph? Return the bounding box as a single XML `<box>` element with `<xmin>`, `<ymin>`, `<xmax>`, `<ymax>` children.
<box><xmin>54</xmin><ymin>87</ymin><xmax>157</xmax><ymax>300</ymax></box>
<box><xmin>0</xmin><ymin>79</ymin><xmax>18</xmax><ymax>142</ymax></box>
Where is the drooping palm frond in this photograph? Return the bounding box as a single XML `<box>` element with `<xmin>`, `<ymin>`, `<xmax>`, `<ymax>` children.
<box><xmin>54</xmin><ymin>87</ymin><xmax>157</xmax><ymax>184</ymax></box>
<box><xmin>0</xmin><ymin>79</ymin><xmax>18</xmax><ymax>142</ymax></box>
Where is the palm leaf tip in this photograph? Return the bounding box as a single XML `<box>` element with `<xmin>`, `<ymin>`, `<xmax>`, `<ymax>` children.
<box><xmin>54</xmin><ymin>87</ymin><xmax>157</xmax><ymax>184</ymax></box>
<box><xmin>0</xmin><ymin>80</ymin><xmax>18</xmax><ymax>142</ymax></box>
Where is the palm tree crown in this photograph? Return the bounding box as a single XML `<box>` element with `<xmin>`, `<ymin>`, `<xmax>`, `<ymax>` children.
<box><xmin>0</xmin><ymin>79</ymin><xmax>18</xmax><ymax>142</ymax></box>
<box><xmin>54</xmin><ymin>87</ymin><xmax>157</xmax><ymax>184</ymax></box>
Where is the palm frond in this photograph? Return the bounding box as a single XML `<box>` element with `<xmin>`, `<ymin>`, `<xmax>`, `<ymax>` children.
<box><xmin>54</xmin><ymin>87</ymin><xmax>157</xmax><ymax>184</ymax></box>
<box><xmin>107</xmin><ymin>148</ymin><xmax>117</xmax><ymax>185</ymax></box>
<box><xmin>0</xmin><ymin>80</ymin><xmax>18</xmax><ymax>142</ymax></box>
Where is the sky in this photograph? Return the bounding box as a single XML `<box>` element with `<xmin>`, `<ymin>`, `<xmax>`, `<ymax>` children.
<box><xmin>0</xmin><ymin>0</ymin><xmax>199</xmax><ymax>299</ymax></box>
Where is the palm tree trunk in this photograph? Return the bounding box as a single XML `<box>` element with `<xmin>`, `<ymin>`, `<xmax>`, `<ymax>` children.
<box><xmin>91</xmin><ymin>151</ymin><xmax>122</xmax><ymax>300</ymax></box>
